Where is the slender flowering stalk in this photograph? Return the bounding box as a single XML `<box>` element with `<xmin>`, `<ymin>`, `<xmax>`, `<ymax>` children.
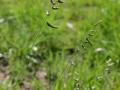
<box><xmin>47</xmin><ymin>0</ymin><xmax>64</xmax><ymax>28</ymax></box>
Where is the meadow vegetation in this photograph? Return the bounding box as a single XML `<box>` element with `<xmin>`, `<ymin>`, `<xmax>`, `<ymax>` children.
<box><xmin>0</xmin><ymin>0</ymin><xmax>120</xmax><ymax>90</ymax></box>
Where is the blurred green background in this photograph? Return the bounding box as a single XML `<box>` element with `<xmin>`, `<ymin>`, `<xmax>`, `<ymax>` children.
<box><xmin>0</xmin><ymin>0</ymin><xmax>120</xmax><ymax>90</ymax></box>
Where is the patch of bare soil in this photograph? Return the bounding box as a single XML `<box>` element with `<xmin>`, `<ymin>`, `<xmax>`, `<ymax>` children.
<box><xmin>21</xmin><ymin>81</ymin><xmax>32</xmax><ymax>90</ymax></box>
<box><xmin>20</xmin><ymin>68</ymin><xmax>48</xmax><ymax>90</ymax></box>
<box><xmin>0</xmin><ymin>53</ymin><xmax>48</xmax><ymax>90</ymax></box>
<box><xmin>36</xmin><ymin>68</ymin><xmax>48</xmax><ymax>90</ymax></box>
<box><xmin>0</xmin><ymin>53</ymin><xmax>9</xmax><ymax>85</ymax></box>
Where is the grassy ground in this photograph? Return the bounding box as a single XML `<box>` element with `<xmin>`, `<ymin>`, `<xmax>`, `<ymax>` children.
<box><xmin>0</xmin><ymin>0</ymin><xmax>120</xmax><ymax>90</ymax></box>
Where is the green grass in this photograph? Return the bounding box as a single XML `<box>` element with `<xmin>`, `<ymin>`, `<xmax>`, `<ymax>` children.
<box><xmin>0</xmin><ymin>0</ymin><xmax>120</xmax><ymax>90</ymax></box>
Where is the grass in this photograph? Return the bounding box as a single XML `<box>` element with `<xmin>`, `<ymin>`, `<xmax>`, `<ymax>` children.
<box><xmin>0</xmin><ymin>0</ymin><xmax>120</xmax><ymax>90</ymax></box>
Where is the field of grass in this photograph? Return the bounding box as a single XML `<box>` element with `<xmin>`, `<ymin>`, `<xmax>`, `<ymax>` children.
<box><xmin>0</xmin><ymin>0</ymin><xmax>120</xmax><ymax>90</ymax></box>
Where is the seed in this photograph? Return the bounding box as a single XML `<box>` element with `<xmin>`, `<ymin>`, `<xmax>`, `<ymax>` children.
<box><xmin>58</xmin><ymin>0</ymin><xmax>64</xmax><ymax>3</ymax></box>
<box><xmin>52</xmin><ymin>6</ymin><xmax>59</xmax><ymax>10</ymax></box>
<box><xmin>47</xmin><ymin>22</ymin><xmax>58</xmax><ymax>29</ymax></box>
<box><xmin>85</xmin><ymin>38</ymin><xmax>92</xmax><ymax>46</ymax></box>
<box><xmin>50</xmin><ymin>0</ymin><xmax>56</xmax><ymax>5</ymax></box>
<box><xmin>46</xmin><ymin>11</ymin><xmax>50</xmax><ymax>16</ymax></box>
